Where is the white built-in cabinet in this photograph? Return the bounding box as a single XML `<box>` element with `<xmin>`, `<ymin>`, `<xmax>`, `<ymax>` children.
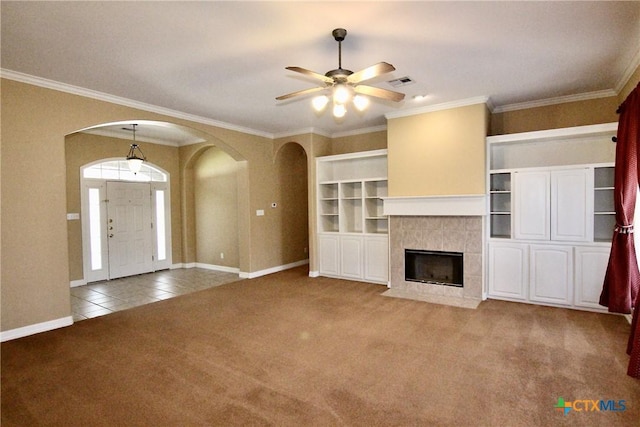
<box><xmin>487</xmin><ymin>123</ymin><xmax>618</xmax><ymax>312</ymax></box>
<box><xmin>316</xmin><ymin>150</ymin><xmax>389</xmax><ymax>285</ymax></box>
<box><xmin>513</xmin><ymin>168</ymin><xmax>593</xmax><ymax>242</ymax></box>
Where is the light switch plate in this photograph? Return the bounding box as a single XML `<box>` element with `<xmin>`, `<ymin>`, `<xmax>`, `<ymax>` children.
<box><xmin>256</xmin><ymin>209</ymin><xmax>265</xmax><ymax>216</ymax></box>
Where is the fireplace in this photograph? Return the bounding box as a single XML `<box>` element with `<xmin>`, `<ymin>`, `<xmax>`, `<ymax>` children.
<box><xmin>405</xmin><ymin>249</ymin><xmax>463</xmax><ymax>287</ymax></box>
<box><xmin>385</xmin><ymin>215</ymin><xmax>483</xmax><ymax>307</ymax></box>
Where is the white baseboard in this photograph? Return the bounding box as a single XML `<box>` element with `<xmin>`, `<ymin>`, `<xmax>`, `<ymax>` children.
<box><xmin>624</xmin><ymin>314</ymin><xmax>633</xmax><ymax>324</ymax></box>
<box><xmin>309</xmin><ymin>270</ymin><xmax>320</xmax><ymax>278</ymax></box>
<box><xmin>69</xmin><ymin>279</ymin><xmax>87</xmax><ymax>288</ymax></box>
<box><xmin>1</xmin><ymin>316</ymin><xmax>74</xmax><ymax>342</ymax></box>
<box><xmin>240</xmin><ymin>259</ymin><xmax>309</xmax><ymax>279</ymax></box>
<box><xmin>194</xmin><ymin>263</ymin><xmax>240</xmax><ymax>274</ymax></box>
<box><xmin>172</xmin><ymin>259</ymin><xmax>309</xmax><ymax>279</ymax></box>
<box><xmin>170</xmin><ymin>262</ymin><xmax>197</xmax><ymax>269</ymax></box>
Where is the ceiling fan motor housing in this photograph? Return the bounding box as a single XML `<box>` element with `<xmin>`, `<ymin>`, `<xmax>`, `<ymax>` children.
<box><xmin>325</xmin><ymin>68</ymin><xmax>353</xmax><ymax>81</ymax></box>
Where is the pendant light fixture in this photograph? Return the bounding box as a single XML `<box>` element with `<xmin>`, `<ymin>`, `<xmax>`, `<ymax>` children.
<box><xmin>125</xmin><ymin>124</ymin><xmax>146</xmax><ymax>174</ymax></box>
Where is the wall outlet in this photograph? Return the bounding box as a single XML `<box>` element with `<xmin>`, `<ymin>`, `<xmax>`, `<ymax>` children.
<box><xmin>256</xmin><ymin>209</ymin><xmax>265</xmax><ymax>216</ymax></box>
<box><xmin>220</xmin><ymin>252</ymin><xmax>224</xmax><ymax>259</ymax></box>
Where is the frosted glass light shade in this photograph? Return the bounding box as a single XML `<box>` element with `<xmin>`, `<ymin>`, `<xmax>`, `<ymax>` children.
<box><xmin>353</xmin><ymin>95</ymin><xmax>369</xmax><ymax>111</ymax></box>
<box><xmin>333</xmin><ymin>84</ymin><xmax>351</xmax><ymax>104</ymax></box>
<box><xmin>333</xmin><ymin>103</ymin><xmax>346</xmax><ymax>118</ymax></box>
<box><xmin>312</xmin><ymin>95</ymin><xmax>329</xmax><ymax>111</ymax></box>
<box><xmin>127</xmin><ymin>158</ymin><xmax>144</xmax><ymax>174</ymax></box>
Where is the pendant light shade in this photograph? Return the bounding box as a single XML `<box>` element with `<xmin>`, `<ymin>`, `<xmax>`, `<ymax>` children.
<box><xmin>125</xmin><ymin>124</ymin><xmax>146</xmax><ymax>173</ymax></box>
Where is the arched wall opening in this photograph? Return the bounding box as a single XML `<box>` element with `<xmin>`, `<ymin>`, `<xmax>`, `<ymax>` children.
<box><xmin>64</xmin><ymin>120</ymin><xmax>249</xmax><ymax>284</ymax></box>
<box><xmin>273</xmin><ymin>141</ymin><xmax>310</xmax><ymax>268</ymax></box>
<box><xmin>191</xmin><ymin>145</ymin><xmax>241</xmax><ymax>271</ymax></box>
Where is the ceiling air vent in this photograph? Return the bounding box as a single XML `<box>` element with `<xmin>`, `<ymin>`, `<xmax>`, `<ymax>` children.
<box><xmin>387</xmin><ymin>76</ymin><xmax>415</xmax><ymax>87</ymax></box>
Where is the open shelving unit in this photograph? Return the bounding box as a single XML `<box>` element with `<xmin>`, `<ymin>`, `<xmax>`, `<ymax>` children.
<box><xmin>593</xmin><ymin>166</ymin><xmax>615</xmax><ymax>242</ymax></box>
<box><xmin>317</xmin><ymin>150</ymin><xmax>388</xmax><ymax>235</ymax></box>
<box><xmin>489</xmin><ymin>172</ymin><xmax>512</xmax><ymax>238</ymax></box>
<box><xmin>316</xmin><ymin>149</ymin><xmax>389</xmax><ymax>284</ymax></box>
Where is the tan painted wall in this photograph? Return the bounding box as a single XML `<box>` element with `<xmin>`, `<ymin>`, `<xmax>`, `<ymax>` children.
<box><xmin>65</xmin><ymin>133</ymin><xmax>182</xmax><ymax>281</ymax></box>
<box><xmin>491</xmin><ymin>96</ymin><xmax>620</xmax><ymax>135</ymax></box>
<box><xmin>330</xmin><ymin>130</ymin><xmax>387</xmax><ymax>155</ymax></box>
<box><xmin>194</xmin><ymin>146</ymin><xmax>240</xmax><ymax>267</ymax></box>
<box><xmin>387</xmin><ymin>103</ymin><xmax>489</xmax><ymax>197</ymax></box>
<box><xmin>1</xmin><ymin>78</ymin><xmax>299</xmax><ymax>332</ymax></box>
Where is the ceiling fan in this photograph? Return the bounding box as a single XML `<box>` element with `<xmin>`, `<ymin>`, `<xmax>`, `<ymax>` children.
<box><xmin>276</xmin><ymin>28</ymin><xmax>405</xmax><ymax>117</ymax></box>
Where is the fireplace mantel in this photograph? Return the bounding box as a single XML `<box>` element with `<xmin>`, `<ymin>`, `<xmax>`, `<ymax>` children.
<box><xmin>382</xmin><ymin>195</ymin><xmax>487</xmax><ymax>217</ymax></box>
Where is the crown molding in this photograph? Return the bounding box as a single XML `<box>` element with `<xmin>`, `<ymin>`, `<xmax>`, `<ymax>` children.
<box><xmin>615</xmin><ymin>46</ymin><xmax>640</xmax><ymax>94</ymax></box>
<box><xmin>493</xmin><ymin>89</ymin><xmax>618</xmax><ymax>113</ymax></box>
<box><xmin>273</xmin><ymin>127</ymin><xmax>331</xmax><ymax>140</ymax></box>
<box><xmin>273</xmin><ymin>124</ymin><xmax>388</xmax><ymax>140</ymax></box>
<box><xmin>0</xmin><ymin>69</ymin><xmax>274</xmax><ymax>139</ymax></box>
<box><xmin>384</xmin><ymin>96</ymin><xmax>490</xmax><ymax>120</ymax></box>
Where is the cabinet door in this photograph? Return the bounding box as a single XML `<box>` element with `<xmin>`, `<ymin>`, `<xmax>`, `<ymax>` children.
<box><xmin>529</xmin><ymin>244</ymin><xmax>573</xmax><ymax>306</ymax></box>
<box><xmin>318</xmin><ymin>235</ymin><xmax>340</xmax><ymax>276</ymax></box>
<box><xmin>488</xmin><ymin>242</ymin><xmax>528</xmax><ymax>300</ymax></box>
<box><xmin>514</xmin><ymin>171</ymin><xmax>550</xmax><ymax>240</ymax></box>
<box><xmin>364</xmin><ymin>235</ymin><xmax>389</xmax><ymax>284</ymax></box>
<box><xmin>340</xmin><ymin>236</ymin><xmax>364</xmax><ymax>279</ymax></box>
<box><xmin>574</xmin><ymin>246</ymin><xmax>610</xmax><ymax>310</ymax></box>
<box><xmin>551</xmin><ymin>169</ymin><xmax>592</xmax><ymax>242</ymax></box>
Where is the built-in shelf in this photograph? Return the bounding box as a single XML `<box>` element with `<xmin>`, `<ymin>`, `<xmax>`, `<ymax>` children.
<box><xmin>593</xmin><ymin>166</ymin><xmax>615</xmax><ymax>242</ymax></box>
<box><xmin>489</xmin><ymin>172</ymin><xmax>512</xmax><ymax>238</ymax></box>
<box><xmin>486</xmin><ymin>124</ymin><xmax>617</xmax><ymax>313</ymax></box>
<box><xmin>317</xmin><ymin>150</ymin><xmax>388</xmax><ymax>235</ymax></box>
<box><xmin>316</xmin><ymin>150</ymin><xmax>389</xmax><ymax>284</ymax></box>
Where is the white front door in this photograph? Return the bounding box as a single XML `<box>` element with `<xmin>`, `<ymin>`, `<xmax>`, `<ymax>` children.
<box><xmin>107</xmin><ymin>182</ymin><xmax>153</xmax><ymax>279</ymax></box>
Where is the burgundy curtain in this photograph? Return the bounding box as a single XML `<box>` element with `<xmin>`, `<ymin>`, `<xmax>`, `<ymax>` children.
<box><xmin>600</xmin><ymin>82</ymin><xmax>640</xmax><ymax>378</ymax></box>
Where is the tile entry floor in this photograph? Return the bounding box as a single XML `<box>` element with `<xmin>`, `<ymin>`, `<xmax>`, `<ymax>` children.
<box><xmin>70</xmin><ymin>268</ymin><xmax>240</xmax><ymax>322</ymax></box>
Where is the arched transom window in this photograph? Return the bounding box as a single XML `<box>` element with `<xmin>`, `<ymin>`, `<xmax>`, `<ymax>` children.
<box><xmin>83</xmin><ymin>160</ymin><xmax>167</xmax><ymax>182</ymax></box>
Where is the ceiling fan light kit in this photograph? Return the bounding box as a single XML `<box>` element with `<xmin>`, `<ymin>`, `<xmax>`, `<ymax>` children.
<box><xmin>277</xmin><ymin>28</ymin><xmax>405</xmax><ymax>119</ymax></box>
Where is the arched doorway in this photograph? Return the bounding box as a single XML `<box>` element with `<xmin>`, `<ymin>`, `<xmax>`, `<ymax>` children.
<box><xmin>65</xmin><ymin>119</ymin><xmax>250</xmax><ymax>285</ymax></box>
<box><xmin>80</xmin><ymin>159</ymin><xmax>171</xmax><ymax>282</ymax></box>
<box><xmin>274</xmin><ymin>142</ymin><xmax>309</xmax><ymax>267</ymax></box>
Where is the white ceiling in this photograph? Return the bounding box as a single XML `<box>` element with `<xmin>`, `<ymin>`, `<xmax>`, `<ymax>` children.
<box><xmin>2</xmin><ymin>1</ymin><xmax>640</xmax><ymax>141</ymax></box>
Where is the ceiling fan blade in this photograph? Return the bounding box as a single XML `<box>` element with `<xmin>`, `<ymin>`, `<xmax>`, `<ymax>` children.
<box><xmin>276</xmin><ymin>86</ymin><xmax>326</xmax><ymax>101</ymax></box>
<box><xmin>347</xmin><ymin>62</ymin><xmax>396</xmax><ymax>84</ymax></box>
<box><xmin>354</xmin><ymin>85</ymin><xmax>405</xmax><ymax>102</ymax></box>
<box><xmin>285</xmin><ymin>66</ymin><xmax>334</xmax><ymax>84</ymax></box>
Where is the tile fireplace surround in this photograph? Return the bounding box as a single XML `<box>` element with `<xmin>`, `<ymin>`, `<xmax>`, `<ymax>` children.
<box><xmin>386</xmin><ymin>215</ymin><xmax>484</xmax><ymax>308</ymax></box>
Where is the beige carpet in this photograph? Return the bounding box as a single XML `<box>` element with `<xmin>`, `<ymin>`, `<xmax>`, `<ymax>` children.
<box><xmin>2</xmin><ymin>266</ymin><xmax>639</xmax><ymax>426</ymax></box>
